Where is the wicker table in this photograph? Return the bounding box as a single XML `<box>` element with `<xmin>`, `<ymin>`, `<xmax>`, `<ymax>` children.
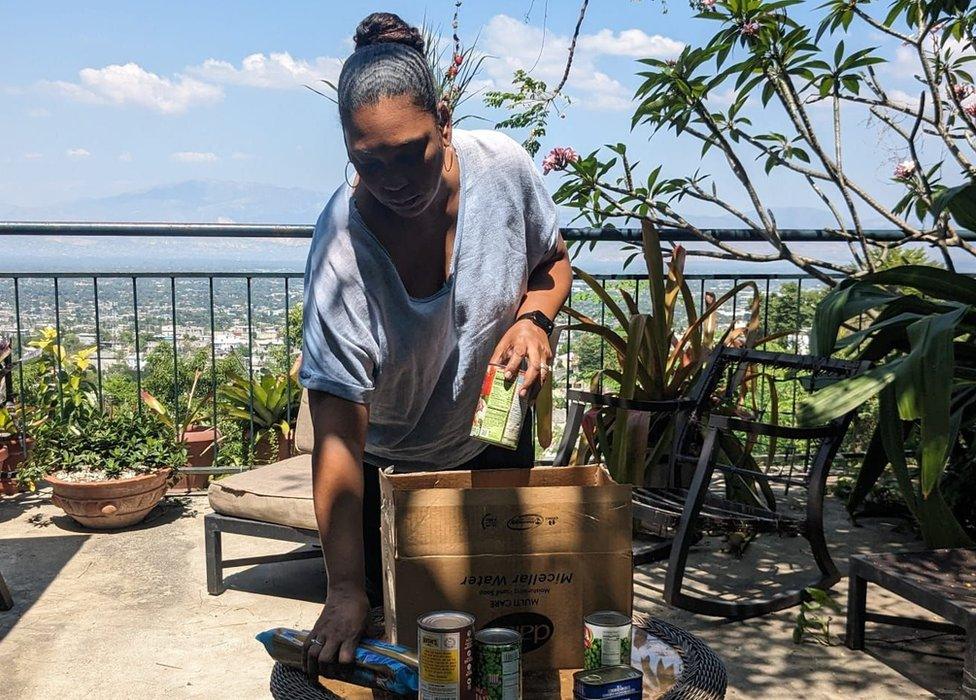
<box><xmin>269</xmin><ymin>613</ymin><xmax>726</xmax><ymax>699</ymax></box>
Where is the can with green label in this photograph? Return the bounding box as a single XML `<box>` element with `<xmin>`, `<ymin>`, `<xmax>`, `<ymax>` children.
<box><xmin>470</xmin><ymin>363</ymin><xmax>527</xmax><ymax>449</ymax></box>
<box><xmin>583</xmin><ymin>611</ymin><xmax>632</xmax><ymax>670</ymax></box>
<box><xmin>473</xmin><ymin>627</ymin><xmax>522</xmax><ymax>700</ymax></box>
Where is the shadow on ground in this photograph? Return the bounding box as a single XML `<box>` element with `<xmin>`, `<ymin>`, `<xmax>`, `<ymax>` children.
<box><xmin>0</xmin><ymin>534</ymin><xmax>89</xmax><ymax>643</ymax></box>
<box><xmin>634</xmin><ymin>499</ymin><xmax>964</xmax><ymax>699</ymax></box>
<box><xmin>219</xmin><ymin>548</ymin><xmax>326</xmax><ymax>604</ymax></box>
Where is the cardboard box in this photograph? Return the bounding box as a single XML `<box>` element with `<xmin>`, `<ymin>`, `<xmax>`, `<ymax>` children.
<box><xmin>380</xmin><ymin>465</ymin><xmax>633</xmax><ymax>670</ymax></box>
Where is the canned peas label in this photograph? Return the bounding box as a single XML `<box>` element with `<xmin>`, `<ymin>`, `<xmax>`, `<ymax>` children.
<box><xmin>474</xmin><ymin>638</ymin><xmax>520</xmax><ymax>700</ymax></box>
<box><xmin>583</xmin><ymin>619</ymin><xmax>632</xmax><ymax>670</ymax></box>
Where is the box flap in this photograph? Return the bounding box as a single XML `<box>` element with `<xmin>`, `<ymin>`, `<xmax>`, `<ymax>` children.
<box><xmin>379</xmin><ymin>466</ymin><xmax>632</xmax><ymax>558</ymax></box>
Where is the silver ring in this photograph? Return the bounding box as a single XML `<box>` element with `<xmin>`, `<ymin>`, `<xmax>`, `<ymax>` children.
<box><xmin>308</xmin><ymin>637</ymin><xmax>324</xmax><ymax>647</ymax></box>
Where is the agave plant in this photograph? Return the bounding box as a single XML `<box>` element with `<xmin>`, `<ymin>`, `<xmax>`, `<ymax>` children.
<box><xmin>218</xmin><ymin>370</ymin><xmax>302</xmax><ymax>440</ymax></box>
<box><xmin>565</xmin><ymin>220</ymin><xmax>763</xmax><ymax>486</ymax></box>
<box><xmin>798</xmin><ymin>265</ymin><xmax>976</xmax><ymax>547</ymax></box>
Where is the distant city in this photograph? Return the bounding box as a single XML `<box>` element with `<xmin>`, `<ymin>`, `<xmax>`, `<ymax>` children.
<box><xmin>0</xmin><ymin>276</ymin><xmax>300</xmax><ymax>373</ymax></box>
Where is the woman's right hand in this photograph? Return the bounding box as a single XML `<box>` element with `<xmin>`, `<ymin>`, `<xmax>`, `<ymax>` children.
<box><xmin>303</xmin><ymin>584</ymin><xmax>371</xmax><ymax>684</ymax></box>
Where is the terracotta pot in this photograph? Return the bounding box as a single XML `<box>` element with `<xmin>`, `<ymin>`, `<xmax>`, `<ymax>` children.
<box><xmin>0</xmin><ymin>435</ymin><xmax>32</xmax><ymax>496</ymax></box>
<box><xmin>0</xmin><ymin>445</ymin><xmax>11</xmax><ymax>497</ymax></box>
<box><xmin>47</xmin><ymin>469</ymin><xmax>171</xmax><ymax>529</ymax></box>
<box><xmin>246</xmin><ymin>427</ymin><xmax>292</xmax><ymax>465</ymax></box>
<box><xmin>167</xmin><ymin>427</ymin><xmax>219</xmax><ymax>494</ymax></box>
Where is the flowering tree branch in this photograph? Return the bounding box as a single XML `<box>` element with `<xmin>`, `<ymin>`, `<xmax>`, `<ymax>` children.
<box><xmin>540</xmin><ymin>0</ymin><xmax>976</xmax><ymax>283</ymax></box>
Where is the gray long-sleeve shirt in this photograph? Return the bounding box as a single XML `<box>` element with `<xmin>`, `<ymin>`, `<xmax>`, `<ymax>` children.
<box><xmin>300</xmin><ymin>129</ymin><xmax>559</xmax><ymax>470</ymax></box>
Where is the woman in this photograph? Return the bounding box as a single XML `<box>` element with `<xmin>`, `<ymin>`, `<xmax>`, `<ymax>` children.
<box><xmin>300</xmin><ymin>12</ymin><xmax>572</xmax><ymax>680</ymax></box>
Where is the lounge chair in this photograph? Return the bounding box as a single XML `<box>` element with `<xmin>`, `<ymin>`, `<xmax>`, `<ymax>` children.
<box><xmin>204</xmin><ymin>391</ymin><xmax>322</xmax><ymax>595</ymax></box>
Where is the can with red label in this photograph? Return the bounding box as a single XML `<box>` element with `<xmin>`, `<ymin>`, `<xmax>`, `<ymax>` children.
<box><xmin>470</xmin><ymin>363</ymin><xmax>527</xmax><ymax>449</ymax></box>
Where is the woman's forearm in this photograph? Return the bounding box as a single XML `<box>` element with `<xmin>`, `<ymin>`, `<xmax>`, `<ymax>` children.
<box><xmin>517</xmin><ymin>236</ymin><xmax>573</xmax><ymax>321</ymax></box>
<box><xmin>308</xmin><ymin>390</ymin><xmax>370</xmax><ymax>593</ymax></box>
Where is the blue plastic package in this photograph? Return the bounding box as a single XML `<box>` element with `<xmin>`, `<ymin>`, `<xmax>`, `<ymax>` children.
<box><xmin>256</xmin><ymin>627</ymin><xmax>419</xmax><ymax>697</ymax></box>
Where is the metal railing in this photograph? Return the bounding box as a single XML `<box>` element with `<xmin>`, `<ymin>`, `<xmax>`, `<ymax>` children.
<box><xmin>0</xmin><ymin>222</ymin><xmax>924</xmax><ymax>478</ymax></box>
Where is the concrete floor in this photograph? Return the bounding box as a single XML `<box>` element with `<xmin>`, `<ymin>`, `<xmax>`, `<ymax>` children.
<box><xmin>0</xmin><ymin>487</ymin><xmax>964</xmax><ymax>699</ymax></box>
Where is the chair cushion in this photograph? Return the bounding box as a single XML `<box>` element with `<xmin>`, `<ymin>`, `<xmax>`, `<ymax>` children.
<box><xmin>208</xmin><ymin>455</ymin><xmax>316</xmax><ymax>531</ymax></box>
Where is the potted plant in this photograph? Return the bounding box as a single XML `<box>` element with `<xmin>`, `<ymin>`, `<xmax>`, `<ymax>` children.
<box><xmin>0</xmin><ymin>408</ymin><xmax>32</xmax><ymax>496</ymax></box>
<box><xmin>0</xmin><ymin>443</ymin><xmax>8</xmax><ymax>496</ymax></box>
<box><xmin>1</xmin><ymin>327</ymin><xmax>99</xmax><ymax>495</ymax></box>
<box><xmin>17</xmin><ymin>410</ymin><xmax>187</xmax><ymax>529</ymax></box>
<box><xmin>219</xmin><ymin>368</ymin><xmax>302</xmax><ymax>465</ymax></box>
<box><xmin>562</xmin><ymin>220</ymin><xmax>767</xmax><ymax>488</ymax></box>
<box><xmin>142</xmin><ymin>369</ymin><xmax>219</xmax><ymax>493</ymax></box>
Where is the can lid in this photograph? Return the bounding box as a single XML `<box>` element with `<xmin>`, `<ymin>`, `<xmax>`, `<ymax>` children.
<box><xmin>584</xmin><ymin>610</ymin><xmax>631</xmax><ymax>627</ymax></box>
<box><xmin>417</xmin><ymin>611</ymin><xmax>476</xmax><ymax>630</ymax></box>
<box><xmin>474</xmin><ymin>628</ymin><xmax>522</xmax><ymax>646</ymax></box>
<box><xmin>573</xmin><ymin>665</ymin><xmax>643</xmax><ymax>685</ymax></box>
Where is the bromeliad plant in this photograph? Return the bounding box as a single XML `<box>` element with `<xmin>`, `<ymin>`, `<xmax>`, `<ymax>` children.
<box><xmin>798</xmin><ymin>265</ymin><xmax>976</xmax><ymax>547</ymax></box>
<box><xmin>141</xmin><ymin>369</ymin><xmax>213</xmax><ymax>443</ymax></box>
<box><xmin>565</xmin><ymin>219</ymin><xmax>762</xmax><ymax>487</ymax></box>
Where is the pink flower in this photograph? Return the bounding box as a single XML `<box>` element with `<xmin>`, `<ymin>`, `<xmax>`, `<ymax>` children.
<box><xmin>953</xmin><ymin>84</ymin><xmax>974</xmax><ymax>100</ymax></box>
<box><xmin>965</xmin><ymin>103</ymin><xmax>976</xmax><ymax>118</ymax></box>
<box><xmin>542</xmin><ymin>147</ymin><xmax>580</xmax><ymax>175</ymax></box>
<box><xmin>740</xmin><ymin>21</ymin><xmax>760</xmax><ymax>37</ymax></box>
<box><xmin>446</xmin><ymin>65</ymin><xmax>458</xmax><ymax>80</ymax></box>
<box><xmin>700</xmin><ymin>0</ymin><xmax>717</xmax><ymax>7</ymax></box>
<box><xmin>893</xmin><ymin>159</ymin><xmax>916</xmax><ymax>180</ymax></box>
<box><xmin>453</xmin><ymin>53</ymin><xmax>463</xmax><ymax>67</ymax></box>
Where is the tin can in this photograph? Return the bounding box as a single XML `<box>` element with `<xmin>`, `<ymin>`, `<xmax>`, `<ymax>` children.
<box><xmin>470</xmin><ymin>363</ymin><xmax>527</xmax><ymax>449</ymax></box>
<box><xmin>572</xmin><ymin>666</ymin><xmax>643</xmax><ymax>699</ymax></box>
<box><xmin>473</xmin><ymin>627</ymin><xmax>522</xmax><ymax>700</ymax></box>
<box><xmin>583</xmin><ymin>611</ymin><xmax>632</xmax><ymax>670</ymax></box>
<box><xmin>418</xmin><ymin>611</ymin><xmax>475</xmax><ymax>699</ymax></box>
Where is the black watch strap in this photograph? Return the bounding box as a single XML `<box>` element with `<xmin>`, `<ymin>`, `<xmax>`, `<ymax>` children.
<box><xmin>517</xmin><ymin>310</ymin><xmax>554</xmax><ymax>336</ymax></box>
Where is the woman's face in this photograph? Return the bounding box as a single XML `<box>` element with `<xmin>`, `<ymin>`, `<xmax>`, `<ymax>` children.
<box><xmin>344</xmin><ymin>93</ymin><xmax>450</xmax><ymax>218</ymax></box>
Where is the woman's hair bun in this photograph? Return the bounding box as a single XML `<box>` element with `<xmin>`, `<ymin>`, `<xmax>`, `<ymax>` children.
<box><xmin>354</xmin><ymin>12</ymin><xmax>425</xmax><ymax>53</ymax></box>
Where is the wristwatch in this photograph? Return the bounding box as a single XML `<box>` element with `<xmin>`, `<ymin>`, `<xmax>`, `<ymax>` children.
<box><xmin>516</xmin><ymin>310</ymin><xmax>554</xmax><ymax>336</ymax></box>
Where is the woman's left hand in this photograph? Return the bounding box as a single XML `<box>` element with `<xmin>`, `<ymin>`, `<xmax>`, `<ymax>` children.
<box><xmin>490</xmin><ymin>319</ymin><xmax>553</xmax><ymax>400</ymax></box>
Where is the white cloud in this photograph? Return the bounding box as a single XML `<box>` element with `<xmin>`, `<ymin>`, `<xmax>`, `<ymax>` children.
<box><xmin>171</xmin><ymin>151</ymin><xmax>218</xmax><ymax>163</ymax></box>
<box><xmin>27</xmin><ymin>107</ymin><xmax>50</xmax><ymax>118</ymax></box>
<box><xmin>479</xmin><ymin>14</ymin><xmax>683</xmax><ymax>112</ymax></box>
<box><xmin>216</xmin><ymin>216</ymin><xmax>236</xmax><ymax>224</ymax></box>
<box><xmin>887</xmin><ymin>38</ymin><xmax>974</xmax><ymax>80</ymax></box>
<box><xmin>66</xmin><ymin>148</ymin><xmax>90</xmax><ymax>159</ymax></box>
<box><xmin>118</xmin><ymin>151</ymin><xmax>133</xmax><ymax>162</ymax></box>
<box><xmin>186</xmin><ymin>52</ymin><xmax>341</xmax><ymax>89</ymax></box>
<box><xmin>577</xmin><ymin>28</ymin><xmax>684</xmax><ymax>58</ymax></box>
<box><xmin>887</xmin><ymin>89</ymin><xmax>920</xmax><ymax>108</ymax></box>
<box><xmin>41</xmin><ymin>62</ymin><xmax>223</xmax><ymax>114</ymax></box>
<box><xmin>23</xmin><ymin>152</ymin><xmax>43</xmax><ymax>160</ymax></box>
<box><xmin>230</xmin><ymin>151</ymin><xmax>254</xmax><ymax>160</ymax></box>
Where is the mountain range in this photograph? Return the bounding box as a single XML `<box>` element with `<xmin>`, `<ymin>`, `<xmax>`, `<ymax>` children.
<box><xmin>1</xmin><ymin>180</ymin><xmax>329</xmax><ymax>224</ymax></box>
<box><xmin>1</xmin><ymin>178</ymin><xmax>887</xmax><ymax>229</ymax></box>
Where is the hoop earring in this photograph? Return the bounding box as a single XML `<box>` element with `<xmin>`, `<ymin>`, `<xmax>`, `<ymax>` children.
<box><xmin>345</xmin><ymin>161</ymin><xmax>358</xmax><ymax>188</ymax></box>
<box><xmin>442</xmin><ymin>145</ymin><xmax>454</xmax><ymax>174</ymax></box>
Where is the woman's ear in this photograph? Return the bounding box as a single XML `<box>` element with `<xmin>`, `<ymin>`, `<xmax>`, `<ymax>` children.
<box><xmin>437</xmin><ymin>100</ymin><xmax>453</xmax><ymax>143</ymax></box>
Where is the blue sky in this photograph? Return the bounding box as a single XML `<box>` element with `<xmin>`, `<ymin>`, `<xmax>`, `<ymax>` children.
<box><xmin>0</xmin><ymin>0</ymin><xmax>950</xmax><ymax>226</ymax></box>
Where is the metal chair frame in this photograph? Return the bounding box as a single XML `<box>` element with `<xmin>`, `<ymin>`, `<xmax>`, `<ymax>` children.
<box><xmin>662</xmin><ymin>348</ymin><xmax>869</xmax><ymax>619</ymax></box>
<box><xmin>555</xmin><ymin>347</ymin><xmax>869</xmax><ymax>618</ymax></box>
